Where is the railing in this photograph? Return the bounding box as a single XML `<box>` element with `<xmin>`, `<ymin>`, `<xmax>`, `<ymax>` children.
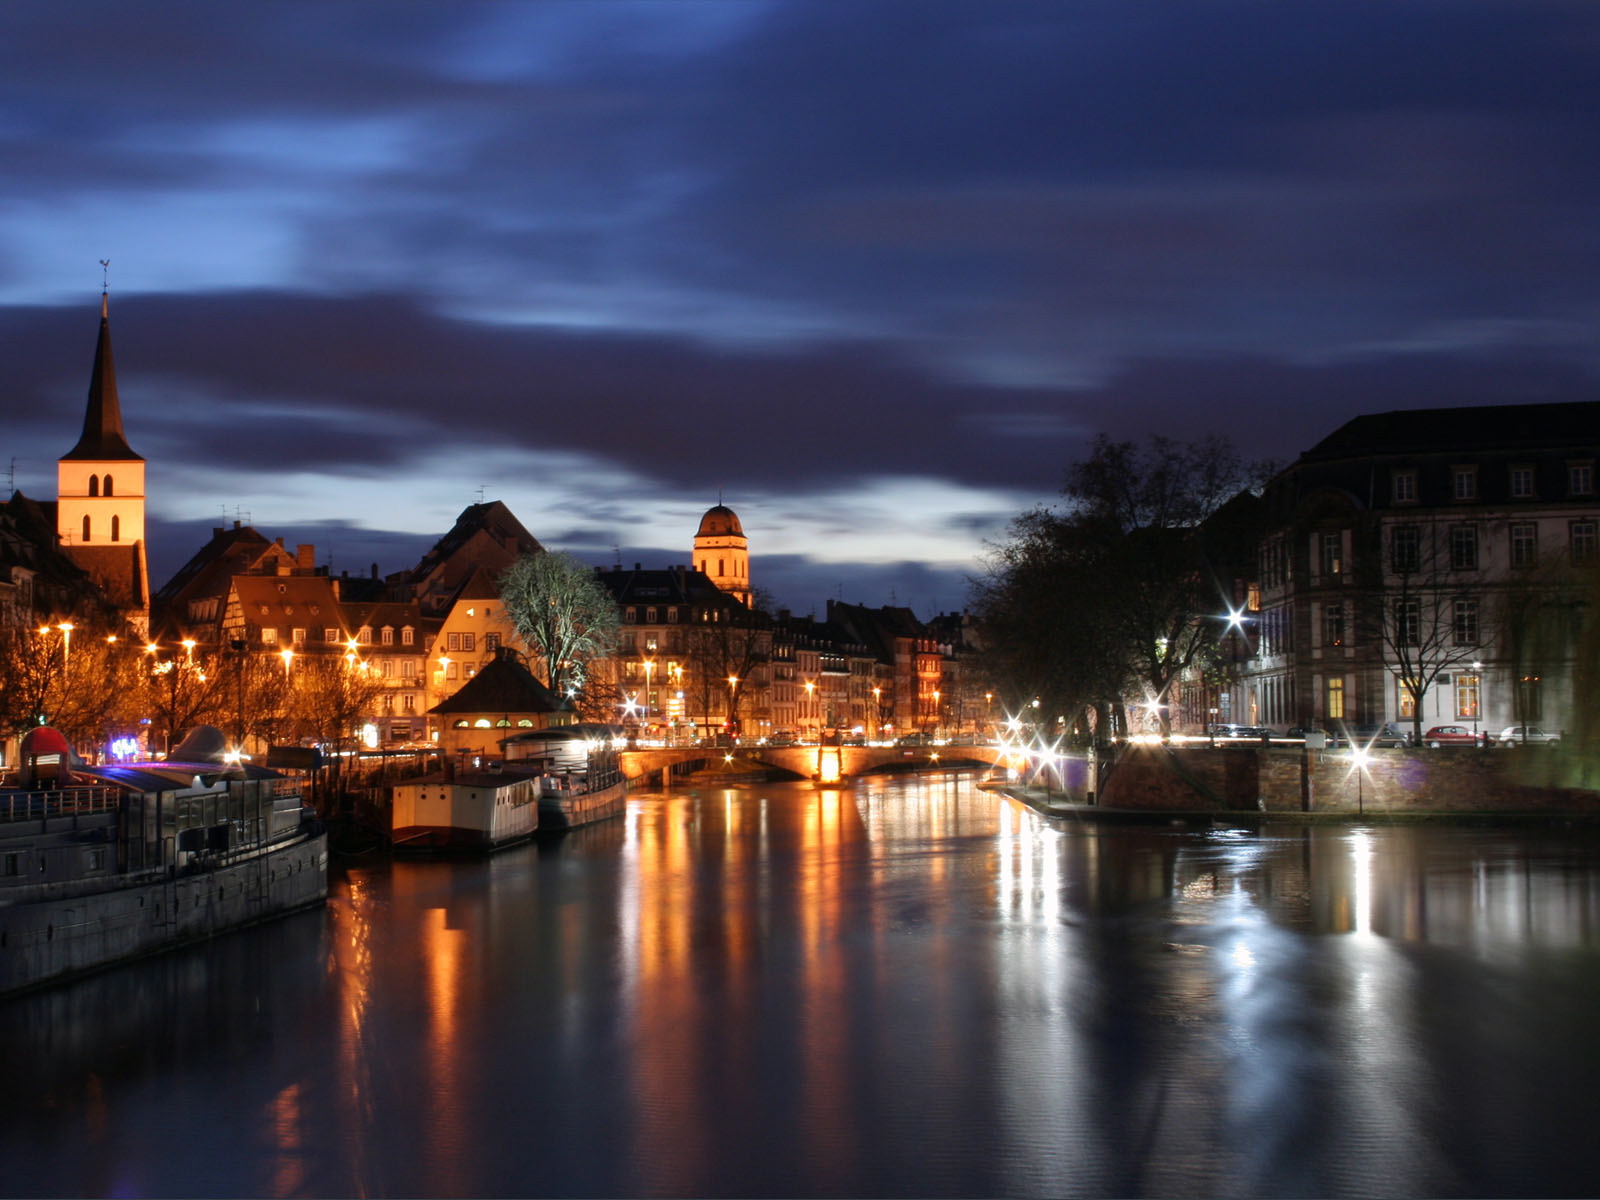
<box><xmin>0</xmin><ymin>786</ymin><xmax>121</xmax><ymax>823</ymax></box>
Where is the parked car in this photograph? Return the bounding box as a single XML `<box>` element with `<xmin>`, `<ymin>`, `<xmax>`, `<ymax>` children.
<box><xmin>764</xmin><ymin>731</ymin><xmax>797</xmax><ymax>747</ymax></box>
<box><xmin>895</xmin><ymin>732</ymin><xmax>932</xmax><ymax>748</ymax></box>
<box><xmin>1497</xmin><ymin>725</ymin><xmax>1562</xmax><ymax>745</ymax></box>
<box><xmin>1285</xmin><ymin>725</ymin><xmax>1326</xmax><ymax>741</ymax></box>
<box><xmin>1422</xmin><ymin>725</ymin><xmax>1486</xmax><ymax>748</ymax></box>
<box><xmin>1210</xmin><ymin>723</ymin><xmax>1268</xmax><ymax>740</ymax></box>
<box><xmin>1328</xmin><ymin>722</ymin><xmax>1411</xmax><ymax>749</ymax></box>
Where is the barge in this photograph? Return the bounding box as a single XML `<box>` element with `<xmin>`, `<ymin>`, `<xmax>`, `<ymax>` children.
<box><xmin>1</xmin><ymin>725</ymin><xmax>328</xmax><ymax>999</ymax></box>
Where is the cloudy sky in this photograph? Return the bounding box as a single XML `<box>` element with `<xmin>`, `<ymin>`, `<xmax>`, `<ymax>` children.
<box><xmin>5</xmin><ymin>2</ymin><xmax>1598</xmax><ymax>616</ymax></box>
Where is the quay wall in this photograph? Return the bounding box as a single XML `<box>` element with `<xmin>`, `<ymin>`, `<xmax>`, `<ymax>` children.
<box><xmin>1091</xmin><ymin>744</ymin><xmax>1599</xmax><ymax>814</ymax></box>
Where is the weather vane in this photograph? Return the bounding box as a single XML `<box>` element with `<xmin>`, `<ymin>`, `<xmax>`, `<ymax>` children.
<box><xmin>99</xmin><ymin>259</ymin><xmax>110</xmax><ymax>291</ymax></box>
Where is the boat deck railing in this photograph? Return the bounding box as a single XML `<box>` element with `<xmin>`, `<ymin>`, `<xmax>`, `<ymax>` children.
<box><xmin>0</xmin><ymin>786</ymin><xmax>121</xmax><ymax>823</ymax></box>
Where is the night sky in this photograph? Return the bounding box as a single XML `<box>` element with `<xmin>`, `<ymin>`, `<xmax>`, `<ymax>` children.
<box><xmin>5</xmin><ymin>2</ymin><xmax>1598</xmax><ymax>616</ymax></box>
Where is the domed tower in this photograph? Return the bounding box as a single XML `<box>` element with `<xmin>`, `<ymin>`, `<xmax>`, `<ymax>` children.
<box><xmin>694</xmin><ymin>503</ymin><xmax>751</xmax><ymax>607</ymax></box>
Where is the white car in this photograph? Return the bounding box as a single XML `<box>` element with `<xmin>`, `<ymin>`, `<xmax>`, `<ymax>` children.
<box><xmin>1497</xmin><ymin>725</ymin><xmax>1562</xmax><ymax>745</ymax></box>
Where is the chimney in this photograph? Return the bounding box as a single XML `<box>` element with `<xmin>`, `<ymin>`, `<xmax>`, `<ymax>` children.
<box><xmin>296</xmin><ymin>544</ymin><xmax>315</xmax><ymax>570</ymax></box>
<box><xmin>371</xmin><ymin>562</ymin><xmax>379</xmax><ymax>580</ymax></box>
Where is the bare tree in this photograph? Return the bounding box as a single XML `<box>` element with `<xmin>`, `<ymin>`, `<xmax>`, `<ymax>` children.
<box><xmin>499</xmin><ymin>551</ymin><xmax>621</xmax><ymax>700</ymax></box>
<box><xmin>1362</xmin><ymin>518</ymin><xmax>1495</xmax><ymax>744</ymax></box>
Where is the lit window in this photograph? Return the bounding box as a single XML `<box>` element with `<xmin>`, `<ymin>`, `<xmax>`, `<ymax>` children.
<box><xmin>325</xmin><ymin>628</ymin><xmax>339</xmax><ymax>643</ymax></box>
<box><xmin>261</xmin><ymin>627</ymin><xmax>277</xmax><ymax>645</ymax></box>
<box><xmin>1457</xmin><ymin>675</ymin><xmax>1481</xmax><ymax>720</ymax></box>
<box><xmin>292</xmin><ymin>628</ymin><xmax>306</xmax><ymax>645</ymax></box>
<box><xmin>1323</xmin><ymin>603</ymin><xmax>1344</xmax><ymax>648</ymax></box>
<box><xmin>1326</xmin><ymin>677</ymin><xmax>1345</xmax><ymax>720</ymax></box>
<box><xmin>1320</xmin><ymin>532</ymin><xmax>1341</xmax><ymax>577</ymax></box>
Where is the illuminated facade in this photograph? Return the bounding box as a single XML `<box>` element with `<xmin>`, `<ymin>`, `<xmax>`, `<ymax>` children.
<box><xmin>56</xmin><ymin>291</ymin><xmax>149</xmax><ymax>635</ymax></box>
<box><xmin>1232</xmin><ymin>403</ymin><xmax>1600</xmax><ymax>737</ymax></box>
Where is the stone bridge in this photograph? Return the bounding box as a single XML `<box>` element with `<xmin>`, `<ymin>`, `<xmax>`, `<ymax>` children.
<box><xmin>619</xmin><ymin>743</ymin><xmax>1009</xmax><ymax>785</ymax></box>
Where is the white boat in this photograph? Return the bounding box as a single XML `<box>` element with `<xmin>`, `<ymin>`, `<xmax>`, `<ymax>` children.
<box><xmin>503</xmin><ymin>724</ymin><xmax>629</xmax><ymax>831</ymax></box>
<box><xmin>390</xmin><ymin>761</ymin><xmax>542</xmax><ymax>853</ymax></box>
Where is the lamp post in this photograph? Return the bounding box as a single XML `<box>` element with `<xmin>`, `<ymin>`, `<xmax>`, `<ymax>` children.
<box><xmin>804</xmin><ymin>680</ymin><xmax>816</xmax><ymax>740</ymax></box>
<box><xmin>872</xmin><ymin>686</ymin><xmax>882</xmax><ymax>741</ymax></box>
<box><xmin>643</xmin><ymin>658</ymin><xmax>655</xmax><ymax>723</ymax></box>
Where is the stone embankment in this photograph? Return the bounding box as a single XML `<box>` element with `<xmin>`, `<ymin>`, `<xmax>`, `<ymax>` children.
<box><xmin>1006</xmin><ymin>742</ymin><xmax>1600</xmax><ymax>822</ymax></box>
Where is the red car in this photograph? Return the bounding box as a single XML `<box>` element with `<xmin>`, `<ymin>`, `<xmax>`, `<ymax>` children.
<box><xmin>1422</xmin><ymin>724</ymin><xmax>1486</xmax><ymax>748</ymax></box>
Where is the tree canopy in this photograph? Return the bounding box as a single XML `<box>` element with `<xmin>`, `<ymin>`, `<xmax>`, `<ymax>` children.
<box><xmin>498</xmin><ymin>550</ymin><xmax>621</xmax><ymax>699</ymax></box>
<box><xmin>973</xmin><ymin>433</ymin><xmax>1267</xmax><ymax>739</ymax></box>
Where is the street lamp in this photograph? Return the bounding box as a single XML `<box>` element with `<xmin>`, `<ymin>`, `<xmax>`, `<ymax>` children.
<box><xmin>872</xmin><ymin>686</ymin><xmax>881</xmax><ymax>741</ymax></box>
<box><xmin>57</xmin><ymin>622</ymin><xmax>73</xmax><ymax>672</ymax></box>
<box><xmin>643</xmin><ymin>658</ymin><xmax>655</xmax><ymax>721</ymax></box>
<box><xmin>280</xmin><ymin>648</ymin><xmax>295</xmax><ymax>678</ymax></box>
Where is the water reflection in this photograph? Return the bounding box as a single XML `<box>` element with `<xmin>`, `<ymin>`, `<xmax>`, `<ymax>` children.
<box><xmin>2</xmin><ymin>779</ymin><xmax>1599</xmax><ymax>1197</ymax></box>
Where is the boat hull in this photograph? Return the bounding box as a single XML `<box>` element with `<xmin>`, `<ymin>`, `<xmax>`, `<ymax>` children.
<box><xmin>0</xmin><ymin>828</ymin><xmax>327</xmax><ymax>999</ymax></box>
<box><xmin>538</xmin><ymin>779</ymin><xmax>627</xmax><ymax>831</ymax></box>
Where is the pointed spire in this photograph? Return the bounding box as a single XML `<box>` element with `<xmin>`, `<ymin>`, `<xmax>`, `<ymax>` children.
<box><xmin>62</xmin><ymin>285</ymin><xmax>142</xmax><ymax>462</ymax></box>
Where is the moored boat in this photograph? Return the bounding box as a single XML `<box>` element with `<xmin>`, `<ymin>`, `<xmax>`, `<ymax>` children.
<box><xmin>0</xmin><ymin>725</ymin><xmax>328</xmax><ymax>999</ymax></box>
<box><xmin>390</xmin><ymin>761</ymin><xmax>542</xmax><ymax>853</ymax></box>
<box><xmin>503</xmin><ymin>724</ymin><xmax>629</xmax><ymax>832</ymax></box>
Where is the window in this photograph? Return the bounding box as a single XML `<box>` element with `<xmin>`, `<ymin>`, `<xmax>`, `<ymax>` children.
<box><xmin>1510</xmin><ymin>522</ymin><xmax>1538</xmax><ymax>568</ymax></box>
<box><xmin>382</xmin><ymin>626</ymin><xmax>394</xmax><ymax>645</ymax></box>
<box><xmin>1457</xmin><ymin>674</ymin><xmax>1481</xmax><ymax>721</ymax></box>
<box><xmin>446</xmin><ymin>632</ymin><xmax>459</xmax><ymax>651</ymax></box>
<box><xmin>111</xmin><ymin>515</ymin><xmax>120</xmax><ymax>542</ymax></box>
<box><xmin>401</xmin><ymin>660</ymin><xmax>417</xmax><ymax>679</ymax></box>
<box><xmin>1320</xmin><ymin>532</ymin><xmax>1341</xmax><ymax>577</ymax></box>
<box><xmin>403</xmin><ymin>694</ymin><xmax>415</xmax><ymax>714</ymax></box>
<box><xmin>381</xmin><ymin>659</ymin><xmax>393</xmax><ymax>678</ymax></box>
<box><xmin>1326</xmin><ymin>677</ymin><xmax>1345</xmax><ymax>720</ymax></box>
<box><xmin>1570</xmin><ymin>461</ymin><xmax>1594</xmax><ymax>496</ymax></box>
<box><xmin>1395</xmin><ymin>599</ymin><xmax>1420</xmax><ymax>646</ymax></box>
<box><xmin>1450</xmin><ymin>525</ymin><xmax>1478</xmax><ymax>570</ymax></box>
<box><xmin>1518</xmin><ymin>675</ymin><xmax>1543</xmax><ymax>721</ymax></box>
<box><xmin>1323</xmin><ymin>602</ymin><xmax>1345</xmax><ymax>648</ymax></box>
<box><xmin>1510</xmin><ymin>465</ymin><xmax>1535</xmax><ymax>499</ymax></box>
<box><xmin>82</xmin><ymin>515</ymin><xmax>91</xmax><ymax>543</ymax></box>
<box><xmin>1393</xmin><ymin>470</ymin><xmax>1418</xmax><ymax>503</ymax></box>
<box><xmin>668</xmin><ymin>608</ymin><xmax>678</xmax><ymax>623</ymax></box>
<box><xmin>358</xmin><ymin>626</ymin><xmax>372</xmax><ymax>645</ymax></box>
<box><xmin>647</xmin><ymin>607</ymin><xmax>658</xmax><ymax>623</ymax></box>
<box><xmin>1398</xmin><ymin>678</ymin><xmax>1417</xmax><ymax>720</ymax></box>
<box><xmin>1392</xmin><ymin>525</ymin><xmax>1421</xmax><ymax>573</ymax></box>
<box><xmin>1573</xmin><ymin>521</ymin><xmax>1598</xmax><ymax>565</ymax></box>
<box><xmin>447</xmin><ymin>662</ymin><xmax>459</xmax><ymax>680</ymax></box>
<box><xmin>3</xmin><ymin>853</ymin><xmax>17</xmax><ymax>877</ymax></box>
<box><xmin>626</xmin><ymin>607</ymin><xmax>637</xmax><ymax>623</ymax></box>
<box><xmin>1453</xmin><ymin>466</ymin><xmax>1477</xmax><ymax>501</ymax></box>
<box><xmin>104</xmin><ymin>475</ymin><xmax>113</xmax><ymax>496</ymax></box>
<box><xmin>88</xmin><ymin>475</ymin><xmax>99</xmax><ymax>497</ymax></box>
<box><xmin>1453</xmin><ymin>597</ymin><xmax>1479</xmax><ymax>646</ymax></box>
<box><xmin>485</xmin><ymin>633</ymin><xmax>501</xmax><ymax>652</ymax></box>
<box><xmin>292</xmin><ymin>628</ymin><xmax>306</xmax><ymax>645</ymax></box>
<box><xmin>261</xmin><ymin>627</ymin><xmax>277</xmax><ymax>645</ymax></box>
<box><xmin>325</xmin><ymin>628</ymin><xmax>339</xmax><ymax>644</ymax></box>
<box><xmin>402</xmin><ymin>627</ymin><xmax>414</xmax><ymax>646</ymax></box>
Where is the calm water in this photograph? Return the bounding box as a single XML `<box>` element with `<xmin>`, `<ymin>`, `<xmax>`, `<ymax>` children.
<box><xmin>4</xmin><ymin>776</ymin><xmax>1600</xmax><ymax>1198</ymax></box>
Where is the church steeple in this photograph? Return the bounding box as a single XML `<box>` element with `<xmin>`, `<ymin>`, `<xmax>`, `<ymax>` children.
<box><xmin>56</xmin><ymin>279</ymin><xmax>150</xmax><ymax>634</ymax></box>
<box><xmin>62</xmin><ymin>289</ymin><xmax>142</xmax><ymax>463</ymax></box>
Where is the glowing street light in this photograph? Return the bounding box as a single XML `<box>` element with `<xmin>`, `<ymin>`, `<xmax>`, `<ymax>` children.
<box><xmin>280</xmin><ymin>648</ymin><xmax>295</xmax><ymax>678</ymax></box>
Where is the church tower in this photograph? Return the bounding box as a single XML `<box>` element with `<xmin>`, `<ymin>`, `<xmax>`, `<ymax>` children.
<box><xmin>694</xmin><ymin>503</ymin><xmax>751</xmax><ymax>607</ymax></box>
<box><xmin>57</xmin><ymin>289</ymin><xmax>149</xmax><ymax>634</ymax></box>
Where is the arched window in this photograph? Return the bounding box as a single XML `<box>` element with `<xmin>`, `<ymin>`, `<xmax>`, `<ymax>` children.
<box><xmin>88</xmin><ymin>475</ymin><xmax>99</xmax><ymax>497</ymax></box>
<box><xmin>111</xmin><ymin>515</ymin><xmax>120</xmax><ymax>542</ymax></box>
<box><xmin>82</xmin><ymin>515</ymin><xmax>91</xmax><ymax>543</ymax></box>
<box><xmin>104</xmin><ymin>474</ymin><xmax>113</xmax><ymax>496</ymax></box>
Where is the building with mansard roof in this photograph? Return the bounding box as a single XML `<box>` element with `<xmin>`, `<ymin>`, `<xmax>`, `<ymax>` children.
<box><xmin>1225</xmin><ymin>402</ymin><xmax>1600</xmax><ymax>741</ymax></box>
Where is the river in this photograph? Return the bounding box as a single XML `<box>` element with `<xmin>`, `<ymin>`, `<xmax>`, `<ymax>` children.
<box><xmin>3</xmin><ymin>775</ymin><xmax>1599</xmax><ymax>1197</ymax></box>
